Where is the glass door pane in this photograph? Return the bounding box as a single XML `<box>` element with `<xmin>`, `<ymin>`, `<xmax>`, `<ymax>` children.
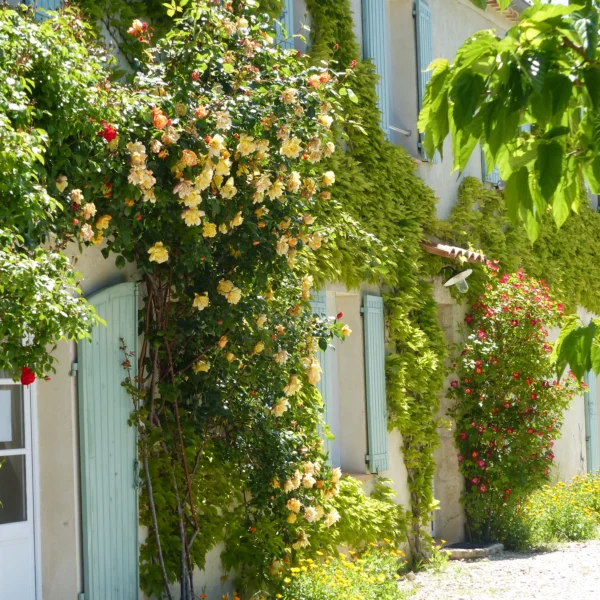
<box><xmin>0</xmin><ymin>454</ymin><xmax>27</xmax><ymax>524</ymax></box>
<box><xmin>0</xmin><ymin>386</ymin><xmax>24</xmax><ymax>450</ymax></box>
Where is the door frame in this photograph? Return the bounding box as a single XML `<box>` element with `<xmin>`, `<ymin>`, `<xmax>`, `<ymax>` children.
<box><xmin>0</xmin><ymin>376</ymin><xmax>42</xmax><ymax>599</ymax></box>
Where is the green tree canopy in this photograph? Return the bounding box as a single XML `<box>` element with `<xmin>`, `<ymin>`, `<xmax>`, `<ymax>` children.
<box><xmin>419</xmin><ymin>0</ymin><xmax>600</xmax><ymax>242</ymax></box>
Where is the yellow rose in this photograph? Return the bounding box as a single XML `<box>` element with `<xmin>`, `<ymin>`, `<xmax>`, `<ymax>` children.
<box><xmin>182</xmin><ymin>208</ymin><xmax>205</xmax><ymax>226</ymax></box>
<box><xmin>227</xmin><ymin>286</ymin><xmax>242</xmax><ymax>305</ymax></box>
<box><xmin>272</xmin><ymin>398</ymin><xmax>289</xmax><ymax>417</ymax></box>
<box><xmin>283</xmin><ymin>374</ymin><xmax>302</xmax><ymax>397</ymax></box>
<box><xmin>237</xmin><ymin>134</ymin><xmax>257</xmax><ymax>156</ymax></box>
<box><xmin>148</xmin><ymin>242</ymin><xmax>169</xmax><ymax>264</ymax></box>
<box><xmin>71</xmin><ymin>188</ymin><xmax>84</xmax><ymax>204</ymax></box>
<box><xmin>318</xmin><ymin>114</ymin><xmax>333</xmax><ymax>128</ymax></box>
<box><xmin>55</xmin><ymin>175</ymin><xmax>68</xmax><ymax>192</ymax></box>
<box><xmin>341</xmin><ymin>324</ymin><xmax>352</xmax><ymax>337</ymax></box>
<box><xmin>192</xmin><ymin>360</ymin><xmax>210</xmax><ymax>373</ymax></box>
<box><xmin>252</xmin><ymin>341</ymin><xmax>265</xmax><ymax>355</ymax></box>
<box><xmin>231</xmin><ymin>212</ymin><xmax>244</xmax><ymax>227</ymax></box>
<box><xmin>193</xmin><ymin>292</ymin><xmax>209</xmax><ymax>311</ymax></box>
<box><xmin>267</xmin><ymin>180</ymin><xmax>285</xmax><ymax>201</ymax></box>
<box><xmin>306</xmin><ymin>359</ymin><xmax>322</xmax><ymax>385</ymax></box>
<box><xmin>280</xmin><ymin>137</ymin><xmax>302</xmax><ymax>159</ymax></box>
<box><xmin>220</xmin><ymin>177</ymin><xmax>238</xmax><ymax>199</ymax></box>
<box><xmin>180</xmin><ymin>149</ymin><xmax>198</xmax><ymax>167</ymax></box>
<box><xmin>286</xmin><ymin>498</ymin><xmax>302</xmax><ymax>513</ymax></box>
<box><xmin>256</xmin><ymin>315</ymin><xmax>267</xmax><ymax>328</ymax></box>
<box><xmin>281</xmin><ymin>88</ymin><xmax>298</xmax><ymax>105</ymax></box>
<box><xmin>217</xmin><ymin>336</ymin><xmax>229</xmax><ymax>349</ymax></box>
<box><xmin>96</xmin><ymin>215</ymin><xmax>112</xmax><ymax>230</ymax></box>
<box><xmin>322</xmin><ymin>171</ymin><xmax>336</xmax><ymax>186</ymax></box>
<box><xmin>81</xmin><ymin>203</ymin><xmax>97</xmax><ymax>221</ymax></box>
<box><xmin>202</xmin><ymin>222</ymin><xmax>217</xmax><ymax>238</ymax></box>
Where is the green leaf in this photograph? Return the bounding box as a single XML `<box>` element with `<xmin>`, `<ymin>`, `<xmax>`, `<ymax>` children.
<box><xmin>551</xmin><ymin>187</ymin><xmax>569</xmax><ymax>228</ymax></box>
<box><xmin>450</xmin><ymin>72</ymin><xmax>485</xmax><ymax>130</ymax></box>
<box><xmin>583</xmin><ymin>66</ymin><xmax>600</xmax><ymax>110</ymax></box>
<box><xmin>504</xmin><ymin>167</ymin><xmax>530</xmax><ymax>223</ymax></box>
<box><xmin>346</xmin><ymin>88</ymin><xmax>358</xmax><ymax>104</ymax></box>
<box><xmin>536</xmin><ymin>141</ymin><xmax>563</xmax><ymax>200</ymax></box>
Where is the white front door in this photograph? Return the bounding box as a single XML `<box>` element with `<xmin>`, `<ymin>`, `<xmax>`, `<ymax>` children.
<box><xmin>0</xmin><ymin>376</ymin><xmax>36</xmax><ymax>600</ymax></box>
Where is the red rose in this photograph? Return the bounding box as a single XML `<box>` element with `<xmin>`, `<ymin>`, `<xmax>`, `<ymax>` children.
<box><xmin>465</xmin><ymin>387</ymin><xmax>473</xmax><ymax>395</ymax></box>
<box><xmin>459</xmin><ymin>431</ymin><xmax>468</xmax><ymax>440</ymax></box>
<box><xmin>450</xmin><ymin>380</ymin><xmax>459</xmax><ymax>388</ymax></box>
<box><xmin>471</xmin><ymin>451</ymin><xmax>479</xmax><ymax>459</ymax></box>
<box><xmin>351</xmin><ymin>59</ymin><xmax>357</xmax><ymax>68</ymax></box>
<box><xmin>457</xmin><ymin>454</ymin><xmax>464</xmax><ymax>463</ymax></box>
<box><xmin>513</xmin><ymin>372</ymin><xmax>520</xmax><ymax>379</ymax></box>
<box><xmin>333</xmin><ymin>43</ymin><xmax>339</xmax><ymax>51</ymax></box>
<box><xmin>510</xmin><ymin>319</ymin><xmax>519</xmax><ymax>327</ymax></box>
<box><xmin>557</xmin><ymin>303</ymin><xmax>564</xmax><ymax>313</ymax></box>
<box><xmin>20</xmin><ymin>367</ymin><xmax>35</xmax><ymax>386</ymax></box>
<box><xmin>527</xmin><ymin>428</ymin><xmax>534</xmax><ymax>434</ymax></box>
<box><xmin>471</xmin><ymin>476</ymin><xmax>480</xmax><ymax>485</ymax></box>
<box><xmin>505</xmin><ymin>488</ymin><xmax>511</xmax><ymax>495</ymax></box>
<box><xmin>336</xmin><ymin>312</ymin><xmax>344</xmax><ymax>320</ymax></box>
<box><xmin>479</xmin><ymin>484</ymin><xmax>488</xmax><ymax>493</ymax></box>
<box><xmin>191</xmin><ymin>71</ymin><xmax>200</xmax><ymax>81</ymax></box>
<box><xmin>464</xmin><ymin>314</ymin><xmax>473</xmax><ymax>324</ymax></box>
<box><xmin>503</xmin><ymin>401</ymin><xmax>511</xmax><ymax>409</ymax></box>
<box><xmin>478</xmin><ymin>426</ymin><xmax>485</xmax><ymax>435</ymax></box>
<box><xmin>97</xmin><ymin>122</ymin><xmax>117</xmax><ymax>142</ymax></box>
<box><xmin>477</xmin><ymin>459</ymin><xmax>486</xmax><ymax>468</ymax></box>
<box><xmin>477</xmin><ymin>329</ymin><xmax>486</xmax><ymax>339</ymax></box>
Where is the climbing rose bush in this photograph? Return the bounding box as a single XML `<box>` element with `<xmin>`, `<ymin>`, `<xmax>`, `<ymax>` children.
<box><xmin>448</xmin><ymin>269</ymin><xmax>583</xmax><ymax>540</ymax></box>
<box><xmin>43</xmin><ymin>2</ymin><xmax>356</xmax><ymax>595</ymax></box>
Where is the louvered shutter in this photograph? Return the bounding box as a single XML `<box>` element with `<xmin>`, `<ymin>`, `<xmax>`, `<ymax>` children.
<box><xmin>311</xmin><ymin>291</ymin><xmax>334</xmax><ymax>463</ymax></box>
<box><xmin>415</xmin><ymin>0</ymin><xmax>438</xmax><ymax>163</ymax></box>
<box><xmin>276</xmin><ymin>0</ymin><xmax>295</xmax><ymax>49</ymax></box>
<box><xmin>585</xmin><ymin>371</ymin><xmax>600</xmax><ymax>473</ymax></box>
<box><xmin>78</xmin><ymin>282</ymin><xmax>139</xmax><ymax>600</ymax></box>
<box><xmin>362</xmin><ymin>0</ymin><xmax>390</xmax><ymax>136</ymax></box>
<box><xmin>362</xmin><ymin>295</ymin><xmax>388</xmax><ymax>473</ymax></box>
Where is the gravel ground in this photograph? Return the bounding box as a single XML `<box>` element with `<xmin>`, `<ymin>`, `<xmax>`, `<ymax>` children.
<box><xmin>397</xmin><ymin>541</ymin><xmax>600</xmax><ymax>599</ymax></box>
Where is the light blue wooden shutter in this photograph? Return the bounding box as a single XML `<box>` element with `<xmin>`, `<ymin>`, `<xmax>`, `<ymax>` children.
<box><xmin>78</xmin><ymin>282</ymin><xmax>139</xmax><ymax>600</ymax></box>
<box><xmin>415</xmin><ymin>0</ymin><xmax>438</xmax><ymax>163</ymax></box>
<box><xmin>585</xmin><ymin>371</ymin><xmax>600</xmax><ymax>473</ymax></box>
<box><xmin>481</xmin><ymin>148</ymin><xmax>501</xmax><ymax>186</ymax></box>
<box><xmin>362</xmin><ymin>0</ymin><xmax>390</xmax><ymax>136</ymax></box>
<box><xmin>311</xmin><ymin>291</ymin><xmax>334</xmax><ymax>463</ymax></box>
<box><xmin>362</xmin><ymin>295</ymin><xmax>388</xmax><ymax>473</ymax></box>
<box><xmin>275</xmin><ymin>0</ymin><xmax>295</xmax><ymax>49</ymax></box>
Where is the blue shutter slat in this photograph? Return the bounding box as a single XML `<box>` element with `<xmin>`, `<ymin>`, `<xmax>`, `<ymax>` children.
<box><xmin>362</xmin><ymin>0</ymin><xmax>390</xmax><ymax>136</ymax></box>
<box><xmin>415</xmin><ymin>0</ymin><xmax>438</xmax><ymax>163</ymax></box>
<box><xmin>311</xmin><ymin>291</ymin><xmax>333</xmax><ymax>463</ymax></box>
<box><xmin>363</xmin><ymin>295</ymin><xmax>388</xmax><ymax>474</ymax></box>
<box><xmin>276</xmin><ymin>0</ymin><xmax>295</xmax><ymax>49</ymax></box>
<box><xmin>79</xmin><ymin>282</ymin><xmax>139</xmax><ymax>600</ymax></box>
<box><xmin>585</xmin><ymin>371</ymin><xmax>600</xmax><ymax>473</ymax></box>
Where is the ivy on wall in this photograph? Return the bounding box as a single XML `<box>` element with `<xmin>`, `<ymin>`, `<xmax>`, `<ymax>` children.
<box><xmin>304</xmin><ymin>0</ymin><xmax>448</xmax><ymax>556</ymax></box>
<box><xmin>436</xmin><ymin>176</ymin><xmax>600</xmax><ymax>315</ymax></box>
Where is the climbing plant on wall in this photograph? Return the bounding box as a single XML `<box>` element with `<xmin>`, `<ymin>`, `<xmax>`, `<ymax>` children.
<box><xmin>436</xmin><ymin>177</ymin><xmax>600</xmax><ymax>315</ymax></box>
<box><xmin>304</xmin><ymin>0</ymin><xmax>448</xmax><ymax>557</ymax></box>
<box><xmin>448</xmin><ymin>269</ymin><xmax>582</xmax><ymax>541</ymax></box>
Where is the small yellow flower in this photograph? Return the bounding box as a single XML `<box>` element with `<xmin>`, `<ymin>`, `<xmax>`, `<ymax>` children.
<box><xmin>193</xmin><ymin>292</ymin><xmax>209</xmax><ymax>311</ymax></box>
<box><xmin>55</xmin><ymin>175</ymin><xmax>68</xmax><ymax>192</ymax></box>
<box><xmin>192</xmin><ymin>360</ymin><xmax>210</xmax><ymax>373</ymax></box>
<box><xmin>202</xmin><ymin>222</ymin><xmax>217</xmax><ymax>238</ymax></box>
<box><xmin>148</xmin><ymin>242</ymin><xmax>169</xmax><ymax>264</ymax></box>
<box><xmin>96</xmin><ymin>215</ymin><xmax>112</xmax><ymax>230</ymax></box>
